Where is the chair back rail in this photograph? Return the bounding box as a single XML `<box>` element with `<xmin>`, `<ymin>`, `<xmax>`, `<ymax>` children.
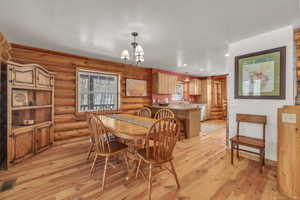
<box><xmin>86</xmin><ymin>113</ymin><xmax>95</xmax><ymax>142</ymax></box>
<box><xmin>236</xmin><ymin>113</ymin><xmax>267</xmax><ymax>142</ymax></box>
<box><xmin>154</xmin><ymin>108</ymin><xmax>175</xmax><ymax>120</ymax></box>
<box><xmin>145</xmin><ymin>118</ymin><xmax>180</xmax><ymax>161</ymax></box>
<box><xmin>90</xmin><ymin>115</ymin><xmax>111</xmax><ymax>154</ymax></box>
<box><xmin>137</xmin><ymin>107</ymin><xmax>152</xmax><ymax>118</ymax></box>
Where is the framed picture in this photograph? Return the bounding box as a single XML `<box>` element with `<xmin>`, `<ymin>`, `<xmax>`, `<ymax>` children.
<box><xmin>126</xmin><ymin>78</ymin><xmax>147</xmax><ymax>96</ymax></box>
<box><xmin>12</xmin><ymin>90</ymin><xmax>29</xmax><ymax>106</ymax></box>
<box><xmin>235</xmin><ymin>46</ymin><xmax>286</xmax><ymax>99</ymax></box>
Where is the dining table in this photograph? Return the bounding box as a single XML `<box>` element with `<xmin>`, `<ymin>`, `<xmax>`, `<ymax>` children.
<box><xmin>99</xmin><ymin>113</ymin><xmax>156</xmax><ymax>180</ymax></box>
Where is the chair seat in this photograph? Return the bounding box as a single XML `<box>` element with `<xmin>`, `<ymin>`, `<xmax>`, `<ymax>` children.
<box><xmin>230</xmin><ymin>135</ymin><xmax>265</xmax><ymax>148</ymax></box>
<box><xmin>102</xmin><ymin>141</ymin><xmax>128</xmax><ymax>155</ymax></box>
<box><xmin>137</xmin><ymin>147</ymin><xmax>173</xmax><ymax>164</ymax></box>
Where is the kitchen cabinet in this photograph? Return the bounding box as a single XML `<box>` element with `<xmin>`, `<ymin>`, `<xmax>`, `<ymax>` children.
<box><xmin>153</xmin><ymin>72</ymin><xmax>177</xmax><ymax>94</ymax></box>
<box><xmin>189</xmin><ymin>79</ymin><xmax>201</xmax><ymax>95</ymax></box>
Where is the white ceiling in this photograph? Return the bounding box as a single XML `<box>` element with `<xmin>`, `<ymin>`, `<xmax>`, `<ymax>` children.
<box><xmin>1</xmin><ymin>0</ymin><xmax>300</xmax><ymax>76</ymax></box>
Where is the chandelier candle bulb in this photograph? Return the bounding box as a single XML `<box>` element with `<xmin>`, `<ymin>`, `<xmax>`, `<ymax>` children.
<box><xmin>121</xmin><ymin>32</ymin><xmax>144</xmax><ymax>64</ymax></box>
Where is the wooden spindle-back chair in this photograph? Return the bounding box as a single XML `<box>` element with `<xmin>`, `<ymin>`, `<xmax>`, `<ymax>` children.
<box><xmin>136</xmin><ymin>118</ymin><xmax>180</xmax><ymax>200</ymax></box>
<box><xmin>154</xmin><ymin>108</ymin><xmax>174</xmax><ymax>120</ymax></box>
<box><xmin>89</xmin><ymin>115</ymin><xmax>129</xmax><ymax>191</ymax></box>
<box><xmin>86</xmin><ymin>109</ymin><xmax>122</xmax><ymax>160</ymax></box>
<box><xmin>86</xmin><ymin>112</ymin><xmax>95</xmax><ymax>160</ymax></box>
<box><xmin>137</xmin><ymin>107</ymin><xmax>152</xmax><ymax>118</ymax></box>
<box><xmin>230</xmin><ymin>113</ymin><xmax>267</xmax><ymax>173</ymax></box>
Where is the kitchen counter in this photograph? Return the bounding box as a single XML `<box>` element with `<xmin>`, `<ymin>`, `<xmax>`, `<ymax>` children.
<box><xmin>148</xmin><ymin>104</ymin><xmax>200</xmax><ymax>111</ymax></box>
<box><xmin>146</xmin><ymin>104</ymin><xmax>201</xmax><ymax>138</ymax></box>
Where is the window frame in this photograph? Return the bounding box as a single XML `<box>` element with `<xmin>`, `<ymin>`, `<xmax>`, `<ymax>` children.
<box><xmin>172</xmin><ymin>82</ymin><xmax>184</xmax><ymax>101</ymax></box>
<box><xmin>76</xmin><ymin>68</ymin><xmax>121</xmax><ymax>115</ymax></box>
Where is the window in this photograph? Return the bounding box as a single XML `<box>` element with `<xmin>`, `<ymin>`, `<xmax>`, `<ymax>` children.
<box><xmin>77</xmin><ymin>70</ymin><xmax>119</xmax><ymax>112</ymax></box>
<box><xmin>172</xmin><ymin>83</ymin><xmax>184</xmax><ymax>101</ymax></box>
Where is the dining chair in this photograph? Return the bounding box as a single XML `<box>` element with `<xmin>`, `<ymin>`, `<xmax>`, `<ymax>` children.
<box><xmin>137</xmin><ymin>107</ymin><xmax>152</xmax><ymax>118</ymax></box>
<box><xmin>154</xmin><ymin>108</ymin><xmax>175</xmax><ymax>120</ymax></box>
<box><xmin>86</xmin><ymin>112</ymin><xmax>96</xmax><ymax>160</ymax></box>
<box><xmin>86</xmin><ymin>109</ymin><xmax>122</xmax><ymax>160</ymax></box>
<box><xmin>90</xmin><ymin>115</ymin><xmax>130</xmax><ymax>191</ymax></box>
<box><xmin>136</xmin><ymin>118</ymin><xmax>180</xmax><ymax>200</ymax></box>
<box><xmin>230</xmin><ymin>113</ymin><xmax>267</xmax><ymax>173</ymax></box>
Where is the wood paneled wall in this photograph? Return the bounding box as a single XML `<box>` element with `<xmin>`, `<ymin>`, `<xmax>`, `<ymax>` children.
<box><xmin>295</xmin><ymin>29</ymin><xmax>300</xmax><ymax>103</ymax></box>
<box><xmin>10</xmin><ymin>44</ymin><xmax>152</xmax><ymax>141</ymax></box>
<box><xmin>0</xmin><ymin>33</ymin><xmax>11</xmax><ymax>62</ymax></box>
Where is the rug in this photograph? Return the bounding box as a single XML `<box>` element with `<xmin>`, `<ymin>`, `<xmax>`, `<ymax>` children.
<box><xmin>201</xmin><ymin>123</ymin><xmax>225</xmax><ymax>134</ymax></box>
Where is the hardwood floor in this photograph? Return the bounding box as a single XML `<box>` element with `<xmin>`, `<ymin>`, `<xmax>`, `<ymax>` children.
<box><xmin>0</xmin><ymin>126</ymin><xmax>288</xmax><ymax>200</ymax></box>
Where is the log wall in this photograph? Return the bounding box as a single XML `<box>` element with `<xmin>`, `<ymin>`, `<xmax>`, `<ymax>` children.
<box><xmin>10</xmin><ymin>43</ymin><xmax>152</xmax><ymax>141</ymax></box>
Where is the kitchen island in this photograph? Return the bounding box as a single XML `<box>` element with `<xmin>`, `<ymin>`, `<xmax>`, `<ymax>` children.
<box><xmin>146</xmin><ymin>104</ymin><xmax>201</xmax><ymax>138</ymax></box>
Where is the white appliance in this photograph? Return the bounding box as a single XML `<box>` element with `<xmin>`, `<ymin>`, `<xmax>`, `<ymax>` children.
<box><xmin>193</xmin><ymin>104</ymin><xmax>207</xmax><ymax>121</ymax></box>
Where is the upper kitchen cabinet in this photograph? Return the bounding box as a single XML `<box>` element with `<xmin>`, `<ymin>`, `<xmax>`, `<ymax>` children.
<box><xmin>153</xmin><ymin>72</ymin><xmax>177</xmax><ymax>94</ymax></box>
<box><xmin>189</xmin><ymin>79</ymin><xmax>201</xmax><ymax>95</ymax></box>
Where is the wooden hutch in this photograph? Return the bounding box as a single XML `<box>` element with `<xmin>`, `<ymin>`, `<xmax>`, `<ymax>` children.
<box><xmin>3</xmin><ymin>61</ymin><xmax>55</xmax><ymax>168</ymax></box>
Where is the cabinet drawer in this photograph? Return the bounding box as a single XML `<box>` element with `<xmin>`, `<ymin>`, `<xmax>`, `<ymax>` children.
<box><xmin>9</xmin><ymin>65</ymin><xmax>35</xmax><ymax>87</ymax></box>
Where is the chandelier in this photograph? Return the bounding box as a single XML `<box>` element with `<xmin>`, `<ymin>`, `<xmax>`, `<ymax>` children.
<box><xmin>121</xmin><ymin>32</ymin><xmax>144</xmax><ymax>64</ymax></box>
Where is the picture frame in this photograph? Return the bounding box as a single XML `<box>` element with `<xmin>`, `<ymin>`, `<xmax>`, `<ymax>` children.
<box><xmin>234</xmin><ymin>46</ymin><xmax>286</xmax><ymax>99</ymax></box>
<box><xmin>125</xmin><ymin>78</ymin><xmax>147</xmax><ymax>97</ymax></box>
<box><xmin>12</xmin><ymin>90</ymin><xmax>29</xmax><ymax>106</ymax></box>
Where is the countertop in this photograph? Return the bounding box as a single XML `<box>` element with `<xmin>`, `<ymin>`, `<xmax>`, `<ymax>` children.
<box><xmin>147</xmin><ymin>104</ymin><xmax>201</xmax><ymax>111</ymax></box>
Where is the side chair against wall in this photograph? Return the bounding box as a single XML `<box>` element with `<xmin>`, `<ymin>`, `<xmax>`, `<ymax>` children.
<box><xmin>230</xmin><ymin>113</ymin><xmax>267</xmax><ymax>173</ymax></box>
<box><xmin>135</xmin><ymin>118</ymin><xmax>181</xmax><ymax>200</ymax></box>
<box><xmin>137</xmin><ymin>107</ymin><xmax>152</xmax><ymax>118</ymax></box>
<box><xmin>154</xmin><ymin>108</ymin><xmax>175</xmax><ymax>120</ymax></box>
<box><xmin>89</xmin><ymin>115</ymin><xmax>129</xmax><ymax>191</ymax></box>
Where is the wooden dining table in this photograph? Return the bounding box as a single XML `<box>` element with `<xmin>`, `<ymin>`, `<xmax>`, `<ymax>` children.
<box><xmin>100</xmin><ymin>113</ymin><xmax>155</xmax><ymax>140</ymax></box>
<box><xmin>99</xmin><ymin>113</ymin><xmax>156</xmax><ymax>179</ymax></box>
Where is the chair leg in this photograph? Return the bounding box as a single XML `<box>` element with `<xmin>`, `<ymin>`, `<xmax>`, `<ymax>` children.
<box><xmin>262</xmin><ymin>149</ymin><xmax>265</xmax><ymax>166</ymax></box>
<box><xmin>237</xmin><ymin>144</ymin><xmax>240</xmax><ymax>160</ymax></box>
<box><xmin>87</xmin><ymin>143</ymin><xmax>94</xmax><ymax>160</ymax></box>
<box><xmin>90</xmin><ymin>154</ymin><xmax>98</xmax><ymax>176</ymax></box>
<box><xmin>169</xmin><ymin>160</ymin><xmax>180</xmax><ymax>189</ymax></box>
<box><xmin>231</xmin><ymin>143</ymin><xmax>234</xmax><ymax>165</ymax></box>
<box><xmin>260</xmin><ymin>149</ymin><xmax>264</xmax><ymax>173</ymax></box>
<box><xmin>123</xmin><ymin>152</ymin><xmax>130</xmax><ymax>171</ymax></box>
<box><xmin>148</xmin><ymin>164</ymin><xmax>153</xmax><ymax>200</ymax></box>
<box><xmin>101</xmin><ymin>156</ymin><xmax>109</xmax><ymax>191</ymax></box>
<box><xmin>136</xmin><ymin>158</ymin><xmax>142</xmax><ymax>179</ymax></box>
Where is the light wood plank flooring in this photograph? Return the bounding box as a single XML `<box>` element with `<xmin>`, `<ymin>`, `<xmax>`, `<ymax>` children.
<box><xmin>0</xmin><ymin>126</ymin><xmax>288</xmax><ymax>200</ymax></box>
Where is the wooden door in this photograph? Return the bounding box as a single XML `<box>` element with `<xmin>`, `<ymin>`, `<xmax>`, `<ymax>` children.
<box><xmin>35</xmin><ymin>123</ymin><xmax>52</xmax><ymax>152</ymax></box>
<box><xmin>10</xmin><ymin>127</ymin><xmax>34</xmax><ymax>163</ymax></box>
<box><xmin>36</xmin><ymin>68</ymin><xmax>54</xmax><ymax>88</ymax></box>
<box><xmin>9</xmin><ymin>65</ymin><xmax>35</xmax><ymax>87</ymax></box>
<box><xmin>213</xmin><ymin>80</ymin><xmax>222</xmax><ymax>105</ymax></box>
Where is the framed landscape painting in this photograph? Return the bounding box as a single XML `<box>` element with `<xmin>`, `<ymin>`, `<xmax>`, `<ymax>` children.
<box><xmin>126</xmin><ymin>78</ymin><xmax>147</xmax><ymax>96</ymax></box>
<box><xmin>235</xmin><ymin>46</ymin><xmax>286</xmax><ymax>99</ymax></box>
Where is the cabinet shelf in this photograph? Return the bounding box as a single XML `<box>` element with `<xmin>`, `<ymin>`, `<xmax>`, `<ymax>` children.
<box><xmin>12</xmin><ymin>121</ymin><xmax>52</xmax><ymax>133</ymax></box>
<box><xmin>12</xmin><ymin>105</ymin><xmax>52</xmax><ymax>111</ymax></box>
<box><xmin>12</xmin><ymin>85</ymin><xmax>53</xmax><ymax>91</ymax></box>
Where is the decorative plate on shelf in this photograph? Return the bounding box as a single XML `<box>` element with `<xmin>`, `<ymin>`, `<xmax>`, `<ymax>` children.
<box><xmin>12</xmin><ymin>90</ymin><xmax>28</xmax><ymax>107</ymax></box>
